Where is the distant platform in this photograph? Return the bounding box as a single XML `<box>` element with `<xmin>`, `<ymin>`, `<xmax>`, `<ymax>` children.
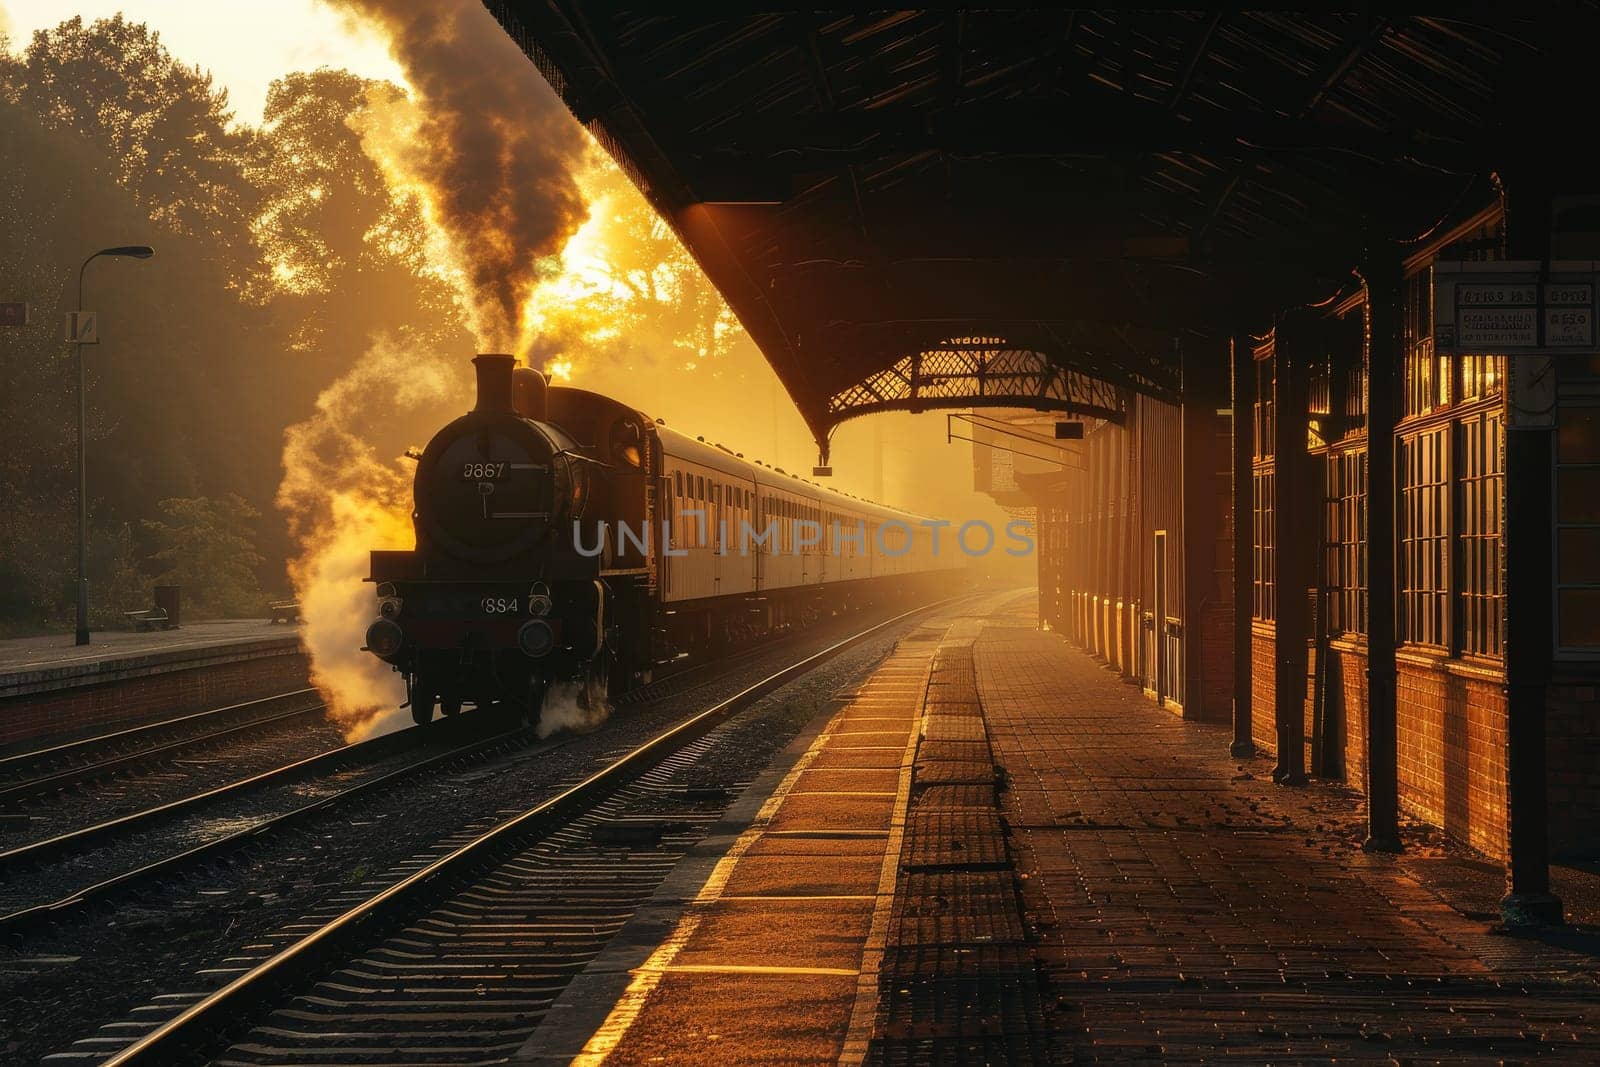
<box><xmin>0</xmin><ymin>620</ymin><xmax>301</xmax><ymax>695</ymax></box>
<box><xmin>0</xmin><ymin>620</ymin><xmax>309</xmax><ymax>750</ymax></box>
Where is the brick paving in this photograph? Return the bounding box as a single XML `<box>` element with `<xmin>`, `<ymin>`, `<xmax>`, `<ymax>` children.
<box><xmin>979</xmin><ymin>617</ymin><xmax>1600</xmax><ymax>1063</ymax></box>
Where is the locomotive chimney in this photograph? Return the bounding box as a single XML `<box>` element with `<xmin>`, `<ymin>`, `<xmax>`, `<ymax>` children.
<box><xmin>472</xmin><ymin>353</ymin><xmax>516</xmax><ymax>414</ymax></box>
<box><xmin>512</xmin><ymin>366</ymin><xmax>548</xmax><ymax>421</ymax></box>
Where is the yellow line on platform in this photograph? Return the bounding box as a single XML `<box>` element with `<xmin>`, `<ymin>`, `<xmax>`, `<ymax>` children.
<box><xmin>570</xmin><ymin>695</ymin><xmax>850</xmax><ymax>1067</ymax></box>
<box><xmin>643</xmin><ymin>963</ymin><xmax>860</xmax><ymax>977</ymax></box>
<box><xmin>838</xmin><ymin>631</ymin><xmax>944</xmax><ymax>1065</ymax></box>
<box><xmin>715</xmin><ymin>894</ymin><xmax>875</xmax><ymax>902</ymax></box>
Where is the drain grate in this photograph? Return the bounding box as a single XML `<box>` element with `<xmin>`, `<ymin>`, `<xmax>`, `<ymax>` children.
<box><xmin>922</xmin><ymin>715</ymin><xmax>988</xmax><ymax>743</ymax></box>
<box><xmin>913</xmin><ymin>760</ymin><xmax>999</xmax><ymax>788</ymax></box>
<box><xmin>912</xmin><ymin>783</ymin><xmax>996</xmax><ymax>809</ymax></box>
<box><xmin>916</xmin><ymin>739</ymin><xmax>991</xmax><ymax>764</ymax></box>
<box><xmin>902</xmin><ymin>809</ymin><xmax>1010</xmax><ymax>870</ymax></box>
<box><xmin>891</xmin><ymin>868</ymin><xmax>1027</xmax><ymax>942</ymax></box>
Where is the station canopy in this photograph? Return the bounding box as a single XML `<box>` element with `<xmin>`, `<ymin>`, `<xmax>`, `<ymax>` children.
<box><xmin>491</xmin><ymin>5</ymin><xmax>1576</xmax><ymax>457</ymax></box>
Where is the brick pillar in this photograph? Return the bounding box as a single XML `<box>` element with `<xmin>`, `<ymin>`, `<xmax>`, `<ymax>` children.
<box><xmin>1182</xmin><ymin>339</ymin><xmax>1227</xmax><ymax>721</ymax></box>
<box><xmin>1272</xmin><ymin>317</ymin><xmax>1310</xmax><ymax>785</ymax></box>
<box><xmin>1359</xmin><ymin>242</ymin><xmax>1403</xmax><ymax>853</ymax></box>
<box><xmin>1230</xmin><ymin>334</ymin><xmax>1256</xmax><ymax>758</ymax></box>
<box><xmin>1498</xmin><ymin>167</ymin><xmax>1563</xmax><ymax>926</ymax></box>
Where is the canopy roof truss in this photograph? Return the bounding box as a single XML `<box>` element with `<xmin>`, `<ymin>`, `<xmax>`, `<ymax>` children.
<box><xmin>489</xmin><ymin>3</ymin><xmax>1584</xmax><ymax>455</ymax></box>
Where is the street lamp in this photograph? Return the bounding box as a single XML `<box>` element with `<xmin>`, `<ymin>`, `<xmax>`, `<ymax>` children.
<box><xmin>74</xmin><ymin>245</ymin><xmax>155</xmax><ymax>646</ymax></box>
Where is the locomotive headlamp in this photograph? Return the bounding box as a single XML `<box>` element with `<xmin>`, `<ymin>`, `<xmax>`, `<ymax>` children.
<box><xmin>529</xmin><ymin>593</ymin><xmax>553</xmax><ymax>617</ymax></box>
<box><xmin>518</xmin><ymin>619</ymin><xmax>556</xmax><ymax>658</ymax></box>
<box><xmin>365</xmin><ymin>618</ymin><xmax>405</xmax><ymax>659</ymax></box>
<box><xmin>378</xmin><ymin>596</ymin><xmax>404</xmax><ymax>619</ymax></box>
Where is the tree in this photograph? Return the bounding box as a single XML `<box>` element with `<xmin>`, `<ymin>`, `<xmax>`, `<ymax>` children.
<box><xmin>252</xmin><ymin>70</ymin><xmax>468</xmax><ymax>362</ymax></box>
<box><xmin>143</xmin><ymin>495</ymin><xmax>265</xmax><ymax>618</ymax></box>
<box><xmin>9</xmin><ymin>16</ymin><xmax>261</xmax><ymax>271</ymax></box>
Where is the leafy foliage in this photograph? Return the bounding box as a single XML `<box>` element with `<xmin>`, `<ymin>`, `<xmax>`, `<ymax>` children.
<box><xmin>0</xmin><ymin>17</ymin><xmax>467</xmax><ymax>633</ymax></box>
<box><xmin>143</xmin><ymin>495</ymin><xmax>266</xmax><ymax>618</ymax></box>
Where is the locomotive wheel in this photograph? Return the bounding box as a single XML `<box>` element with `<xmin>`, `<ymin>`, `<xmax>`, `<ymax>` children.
<box><xmin>411</xmin><ymin>677</ymin><xmax>443</xmax><ymax>726</ymax></box>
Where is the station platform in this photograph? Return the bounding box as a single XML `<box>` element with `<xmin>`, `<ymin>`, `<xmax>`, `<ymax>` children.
<box><xmin>0</xmin><ymin>620</ymin><xmax>307</xmax><ymax>749</ymax></box>
<box><xmin>520</xmin><ymin>597</ymin><xmax>1600</xmax><ymax>1063</ymax></box>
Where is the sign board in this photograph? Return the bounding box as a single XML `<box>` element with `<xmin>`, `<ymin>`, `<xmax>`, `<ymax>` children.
<box><xmin>0</xmin><ymin>302</ymin><xmax>27</xmax><ymax>327</ymax></box>
<box><xmin>1434</xmin><ymin>260</ymin><xmax>1598</xmax><ymax>354</ymax></box>
<box><xmin>1054</xmin><ymin>421</ymin><xmax>1085</xmax><ymax>440</ymax></box>
<box><xmin>65</xmin><ymin>310</ymin><xmax>98</xmax><ymax>344</ymax></box>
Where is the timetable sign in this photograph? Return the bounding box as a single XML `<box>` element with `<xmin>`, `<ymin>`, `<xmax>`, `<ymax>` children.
<box><xmin>1545</xmin><ymin>283</ymin><xmax>1594</xmax><ymax>346</ymax></box>
<box><xmin>1434</xmin><ymin>261</ymin><xmax>1598</xmax><ymax>354</ymax></box>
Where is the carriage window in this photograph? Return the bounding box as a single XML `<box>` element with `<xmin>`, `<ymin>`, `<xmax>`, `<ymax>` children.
<box><xmin>675</xmin><ymin>471</ymin><xmax>682</xmax><ymax>497</ymax></box>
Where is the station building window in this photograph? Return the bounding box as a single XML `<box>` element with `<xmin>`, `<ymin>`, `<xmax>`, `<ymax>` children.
<box><xmin>1457</xmin><ymin>410</ymin><xmax>1505</xmax><ymax>658</ymax></box>
<box><xmin>1403</xmin><ymin>273</ymin><xmax>1449</xmax><ymax>417</ymax></box>
<box><xmin>1325</xmin><ymin>448</ymin><xmax>1367</xmax><ymax>636</ymax></box>
<box><xmin>1251</xmin><ymin>466</ymin><xmax>1275</xmax><ymax>622</ymax></box>
<box><xmin>1399</xmin><ymin>426</ymin><xmax>1450</xmax><ymax>648</ymax></box>
<box><xmin>1253</xmin><ymin>355</ymin><xmax>1275</xmax><ymax>462</ymax></box>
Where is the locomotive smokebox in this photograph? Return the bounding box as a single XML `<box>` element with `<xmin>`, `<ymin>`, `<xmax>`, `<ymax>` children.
<box><xmin>512</xmin><ymin>365</ymin><xmax>548</xmax><ymax>421</ymax></box>
<box><xmin>472</xmin><ymin>353</ymin><xmax>516</xmax><ymax>415</ymax></box>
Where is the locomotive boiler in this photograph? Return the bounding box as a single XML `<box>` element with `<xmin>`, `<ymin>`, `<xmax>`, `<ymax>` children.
<box><xmin>364</xmin><ymin>353</ymin><xmax>961</xmax><ymax>726</ymax></box>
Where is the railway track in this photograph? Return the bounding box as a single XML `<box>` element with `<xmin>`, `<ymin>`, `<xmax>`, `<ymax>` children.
<box><xmin>0</xmin><ymin>712</ymin><xmax>537</xmax><ymax>931</ymax></box>
<box><xmin>75</xmin><ymin>601</ymin><xmax>937</xmax><ymax>1066</ymax></box>
<box><xmin>3</xmin><ymin>606</ymin><xmax>918</xmax><ymax>935</ymax></box>
<box><xmin>0</xmin><ymin>689</ymin><xmax>324</xmax><ymax>803</ymax></box>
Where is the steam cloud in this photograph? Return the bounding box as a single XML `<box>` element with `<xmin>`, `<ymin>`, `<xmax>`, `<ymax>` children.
<box><xmin>535</xmin><ymin>679</ymin><xmax>611</xmax><ymax>740</ymax></box>
<box><xmin>278</xmin><ymin>338</ymin><xmax>459</xmax><ymax>740</ymax></box>
<box><xmin>337</xmin><ymin>0</ymin><xmax>590</xmax><ymax>351</ymax></box>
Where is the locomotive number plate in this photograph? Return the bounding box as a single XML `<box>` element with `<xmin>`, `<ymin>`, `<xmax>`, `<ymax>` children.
<box><xmin>460</xmin><ymin>462</ymin><xmax>508</xmax><ymax>481</ymax></box>
<box><xmin>480</xmin><ymin>596</ymin><xmax>526</xmax><ymax>615</ymax></box>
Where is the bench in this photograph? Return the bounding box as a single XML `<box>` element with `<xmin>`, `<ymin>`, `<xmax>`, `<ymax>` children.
<box><xmin>268</xmin><ymin>600</ymin><xmax>301</xmax><ymax>624</ymax></box>
<box><xmin>124</xmin><ymin>607</ymin><xmax>173</xmax><ymax>632</ymax></box>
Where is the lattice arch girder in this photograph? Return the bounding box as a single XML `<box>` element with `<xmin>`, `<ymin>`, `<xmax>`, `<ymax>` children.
<box><xmin>823</xmin><ymin>344</ymin><xmax>1129</xmax><ymax>456</ymax></box>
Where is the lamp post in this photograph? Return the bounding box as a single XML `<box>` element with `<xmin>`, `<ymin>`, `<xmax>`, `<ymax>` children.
<box><xmin>74</xmin><ymin>245</ymin><xmax>155</xmax><ymax>646</ymax></box>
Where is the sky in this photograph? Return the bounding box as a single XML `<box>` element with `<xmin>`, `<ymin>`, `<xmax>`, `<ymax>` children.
<box><xmin>0</xmin><ymin>0</ymin><xmax>404</xmax><ymax>122</ymax></box>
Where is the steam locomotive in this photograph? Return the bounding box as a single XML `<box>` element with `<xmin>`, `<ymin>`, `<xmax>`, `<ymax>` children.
<box><xmin>364</xmin><ymin>353</ymin><xmax>961</xmax><ymax>724</ymax></box>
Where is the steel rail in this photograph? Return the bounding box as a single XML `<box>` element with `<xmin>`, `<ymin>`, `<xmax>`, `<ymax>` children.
<box><xmin>0</xmin><ymin>687</ymin><xmax>320</xmax><ymax>776</ymax></box>
<box><xmin>0</xmin><ymin>703</ymin><xmax>326</xmax><ymax>806</ymax></box>
<box><xmin>99</xmin><ymin>598</ymin><xmax>943</xmax><ymax>1067</ymax></box>
<box><xmin>0</xmin><ymin>715</ymin><xmax>484</xmax><ymax>875</ymax></box>
<box><xmin>0</xmin><ymin>721</ymin><xmax>536</xmax><ymax>934</ymax></box>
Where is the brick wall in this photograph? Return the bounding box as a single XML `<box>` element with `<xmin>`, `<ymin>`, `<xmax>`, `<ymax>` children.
<box><xmin>0</xmin><ymin>650</ymin><xmax>311</xmax><ymax>749</ymax></box>
<box><xmin>1394</xmin><ymin>653</ymin><xmax>1508</xmax><ymax>860</ymax></box>
<box><xmin>1251</xmin><ymin>625</ymin><xmax>1276</xmax><ymax>753</ymax></box>
<box><xmin>1197</xmin><ymin>604</ymin><xmax>1234</xmax><ymax>724</ymax></box>
<box><xmin>1547</xmin><ymin>676</ymin><xmax>1600</xmax><ymax>858</ymax></box>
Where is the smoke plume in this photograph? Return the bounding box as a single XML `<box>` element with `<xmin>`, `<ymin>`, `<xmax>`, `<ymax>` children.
<box><xmin>337</xmin><ymin>0</ymin><xmax>590</xmax><ymax>351</ymax></box>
